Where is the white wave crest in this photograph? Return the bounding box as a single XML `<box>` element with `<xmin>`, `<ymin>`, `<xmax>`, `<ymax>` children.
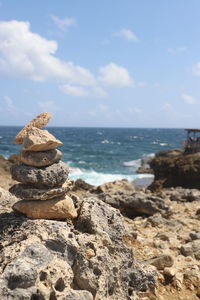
<box><xmin>143</xmin><ymin>153</ymin><xmax>155</xmax><ymax>158</ymax></box>
<box><xmin>69</xmin><ymin>167</ymin><xmax>153</xmax><ymax>186</ymax></box>
<box><xmin>122</xmin><ymin>159</ymin><xmax>141</xmax><ymax>168</ymax></box>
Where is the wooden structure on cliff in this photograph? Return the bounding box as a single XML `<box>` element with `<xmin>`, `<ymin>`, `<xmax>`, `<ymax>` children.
<box><xmin>184</xmin><ymin>129</ymin><xmax>200</xmax><ymax>153</ymax></box>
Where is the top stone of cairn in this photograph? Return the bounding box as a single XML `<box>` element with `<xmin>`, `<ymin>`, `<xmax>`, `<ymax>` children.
<box><xmin>22</xmin><ymin>127</ymin><xmax>63</xmax><ymax>151</ymax></box>
<box><xmin>14</xmin><ymin>112</ymin><xmax>51</xmax><ymax>144</ymax></box>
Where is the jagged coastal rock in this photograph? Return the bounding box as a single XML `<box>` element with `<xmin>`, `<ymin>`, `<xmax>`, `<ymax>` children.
<box><xmin>9</xmin><ymin>112</ymin><xmax>76</xmax><ymax>220</ymax></box>
<box><xmin>149</xmin><ymin>149</ymin><xmax>200</xmax><ymax>191</ymax></box>
<box><xmin>0</xmin><ymin>197</ymin><xmax>156</xmax><ymax>299</ymax></box>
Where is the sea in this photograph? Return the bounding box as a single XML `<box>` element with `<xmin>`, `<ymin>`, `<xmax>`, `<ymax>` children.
<box><xmin>0</xmin><ymin>127</ymin><xmax>186</xmax><ymax>186</ymax></box>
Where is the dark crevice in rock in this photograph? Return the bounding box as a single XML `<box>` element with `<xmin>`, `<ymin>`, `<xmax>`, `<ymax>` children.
<box><xmin>54</xmin><ymin>277</ymin><xmax>65</xmax><ymax>292</ymax></box>
<box><xmin>45</xmin><ymin>239</ymin><xmax>65</xmax><ymax>253</ymax></box>
<box><xmin>49</xmin><ymin>291</ymin><xmax>57</xmax><ymax>300</ymax></box>
<box><xmin>31</xmin><ymin>292</ymin><xmax>45</xmax><ymax>300</ymax></box>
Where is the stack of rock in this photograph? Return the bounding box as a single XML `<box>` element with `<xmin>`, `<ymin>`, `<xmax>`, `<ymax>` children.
<box><xmin>9</xmin><ymin>112</ymin><xmax>77</xmax><ymax>220</ymax></box>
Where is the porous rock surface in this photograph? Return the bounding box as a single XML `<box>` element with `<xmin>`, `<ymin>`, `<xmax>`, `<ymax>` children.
<box><xmin>180</xmin><ymin>240</ymin><xmax>200</xmax><ymax>260</ymax></box>
<box><xmin>0</xmin><ymin>197</ymin><xmax>156</xmax><ymax>300</ymax></box>
<box><xmin>13</xmin><ymin>195</ymin><xmax>77</xmax><ymax>219</ymax></box>
<box><xmin>10</xmin><ymin>161</ymin><xmax>69</xmax><ymax>188</ymax></box>
<box><xmin>21</xmin><ymin>149</ymin><xmax>62</xmax><ymax>167</ymax></box>
<box><xmin>14</xmin><ymin>112</ymin><xmax>51</xmax><ymax>144</ymax></box>
<box><xmin>98</xmin><ymin>190</ymin><xmax>171</xmax><ymax>218</ymax></box>
<box><xmin>9</xmin><ymin>180</ymin><xmax>72</xmax><ymax>200</ymax></box>
<box><xmin>22</xmin><ymin>127</ymin><xmax>63</xmax><ymax>151</ymax></box>
<box><xmin>0</xmin><ymin>187</ymin><xmax>18</xmax><ymax>211</ymax></box>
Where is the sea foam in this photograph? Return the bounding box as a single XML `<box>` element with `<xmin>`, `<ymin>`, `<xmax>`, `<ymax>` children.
<box><xmin>69</xmin><ymin>166</ymin><xmax>153</xmax><ymax>186</ymax></box>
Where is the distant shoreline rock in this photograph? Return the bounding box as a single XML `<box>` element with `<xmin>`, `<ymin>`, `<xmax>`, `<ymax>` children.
<box><xmin>149</xmin><ymin>149</ymin><xmax>200</xmax><ymax>191</ymax></box>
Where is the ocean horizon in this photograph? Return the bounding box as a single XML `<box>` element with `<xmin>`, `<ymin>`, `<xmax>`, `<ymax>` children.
<box><xmin>0</xmin><ymin>126</ymin><xmax>186</xmax><ymax>186</ymax></box>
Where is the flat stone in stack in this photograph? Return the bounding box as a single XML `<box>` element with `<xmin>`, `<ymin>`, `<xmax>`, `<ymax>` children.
<box><xmin>9</xmin><ymin>180</ymin><xmax>73</xmax><ymax>200</ymax></box>
<box><xmin>20</xmin><ymin>149</ymin><xmax>62</xmax><ymax>167</ymax></box>
<box><xmin>9</xmin><ymin>112</ymin><xmax>77</xmax><ymax>220</ymax></box>
<box><xmin>12</xmin><ymin>195</ymin><xmax>77</xmax><ymax>219</ymax></box>
<box><xmin>11</xmin><ymin>161</ymin><xmax>69</xmax><ymax>188</ymax></box>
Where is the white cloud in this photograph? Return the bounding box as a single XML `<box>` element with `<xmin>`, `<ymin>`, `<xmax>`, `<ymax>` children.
<box><xmin>99</xmin><ymin>63</ymin><xmax>133</xmax><ymax>87</ymax></box>
<box><xmin>182</xmin><ymin>93</ymin><xmax>197</xmax><ymax>104</ymax></box>
<box><xmin>0</xmin><ymin>20</ymin><xmax>135</xmax><ymax>98</ymax></box>
<box><xmin>60</xmin><ymin>84</ymin><xmax>89</xmax><ymax>97</ymax></box>
<box><xmin>0</xmin><ymin>20</ymin><xmax>95</xmax><ymax>85</ymax></box>
<box><xmin>114</xmin><ymin>29</ymin><xmax>138</xmax><ymax>42</ymax></box>
<box><xmin>50</xmin><ymin>15</ymin><xmax>76</xmax><ymax>32</ymax></box>
<box><xmin>167</xmin><ymin>47</ymin><xmax>187</xmax><ymax>54</ymax></box>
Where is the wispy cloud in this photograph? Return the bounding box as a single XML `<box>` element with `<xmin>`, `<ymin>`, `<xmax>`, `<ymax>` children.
<box><xmin>167</xmin><ymin>46</ymin><xmax>187</xmax><ymax>54</ymax></box>
<box><xmin>3</xmin><ymin>96</ymin><xmax>17</xmax><ymax>115</ymax></box>
<box><xmin>192</xmin><ymin>62</ymin><xmax>200</xmax><ymax>76</ymax></box>
<box><xmin>113</xmin><ymin>29</ymin><xmax>138</xmax><ymax>42</ymax></box>
<box><xmin>136</xmin><ymin>81</ymin><xmax>148</xmax><ymax>87</ymax></box>
<box><xmin>99</xmin><ymin>63</ymin><xmax>133</xmax><ymax>87</ymax></box>
<box><xmin>162</xmin><ymin>102</ymin><xmax>173</xmax><ymax>111</ymax></box>
<box><xmin>38</xmin><ymin>100</ymin><xmax>58</xmax><ymax>110</ymax></box>
<box><xmin>50</xmin><ymin>15</ymin><xmax>76</xmax><ymax>32</ymax></box>
<box><xmin>59</xmin><ymin>84</ymin><xmax>89</xmax><ymax>97</ymax></box>
<box><xmin>182</xmin><ymin>93</ymin><xmax>197</xmax><ymax>104</ymax></box>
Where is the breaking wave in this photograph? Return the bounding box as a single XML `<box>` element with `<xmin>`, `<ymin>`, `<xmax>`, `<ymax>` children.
<box><xmin>69</xmin><ymin>166</ymin><xmax>153</xmax><ymax>186</ymax></box>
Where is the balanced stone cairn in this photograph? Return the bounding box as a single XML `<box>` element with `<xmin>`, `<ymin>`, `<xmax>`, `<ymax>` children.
<box><xmin>9</xmin><ymin>112</ymin><xmax>77</xmax><ymax>219</ymax></box>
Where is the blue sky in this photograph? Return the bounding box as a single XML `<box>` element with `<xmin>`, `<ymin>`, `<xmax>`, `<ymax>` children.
<box><xmin>1</xmin><ymin>0</ymin><xmax>200</xmax><ymax>127</ymax></box>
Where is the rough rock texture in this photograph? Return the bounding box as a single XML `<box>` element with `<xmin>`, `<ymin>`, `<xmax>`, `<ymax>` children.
<box><xmin>21</xmin><ymin>149</ymin><xmax>62</xmax><ymax>167</ymax></box>
<box><xmin>22</xmin><ymin>127</ymin><xmax>63</xmax><ymax>151</ymax></box>
<box><xmin>91</xmin><ymin>179</ymin><xmax>135</xmax><ymax>194</ymax></box>
<box><xmin>9</xmin><ymin>180</ymin><xmax>73</xmax><ymax>200</ymax></box>
<box><xmin>159</xmin><ymin>187</ymin><xmax>200</xmax><ymax>202</ymax></box>
<box><xmin>143</xmin><ymin>254</ymin><xmax>174</xmax><ymax>270</ymax></box>
<box><xmin>0</xmin><ymin>187</ymin><xmax>17</xmax><ymax>211</ymax></box>
<box><xmin>190</xmin><ymin>231</ymin><xmax>200</xmax><ymax>240</ymax></box>
<box><xmin>180</xmin><ymin>240</ymin><xmax>200</xmax><ymax>260</ymax></box>
<box><xmin>0</xmin><ymin>197</ymin><xmax>156</xmax><ymax>300</ymax></box>
<box><xmin>14</xmin><ymin>112</ymin><xmax>51</xmax><ymax>144</ymax></box>
<box><xmin>0</xmin><ymin>155</ymin><xmax>17</xmax><ymax>189</ymax></box>
<box><xmin>149</xmin><ymin>149</ymin><xmax>200</xmax><ymax>191</ymax></box>
<box><xmin>13</xmin><ymin>195</ymin><xmax>77</xmax><ymax>219</ymax></box>
<box><xmin>99</xmin><ymin>191</ymin><xmax>171</xmax><ymax>218</ymax></box>
<box><xmin>10</xmin><ymin>161</ymin><xmax>69</xmax><ymax>188</ymax></box>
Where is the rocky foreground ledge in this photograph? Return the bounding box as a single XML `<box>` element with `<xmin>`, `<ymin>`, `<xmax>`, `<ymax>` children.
<box><xmin>0</xmin><ymin>185</ymin><xmax>156</xmax><ymax>300</ymax></box>
<box><xmin>0</xmin><ymin>154</ymin><xmax>200</xmax><ymax>299</ymax></box>
<box><xmin>0</xmin><ymin>177</ymin><xmax>200</xmax><ymax>299</ymax></box>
